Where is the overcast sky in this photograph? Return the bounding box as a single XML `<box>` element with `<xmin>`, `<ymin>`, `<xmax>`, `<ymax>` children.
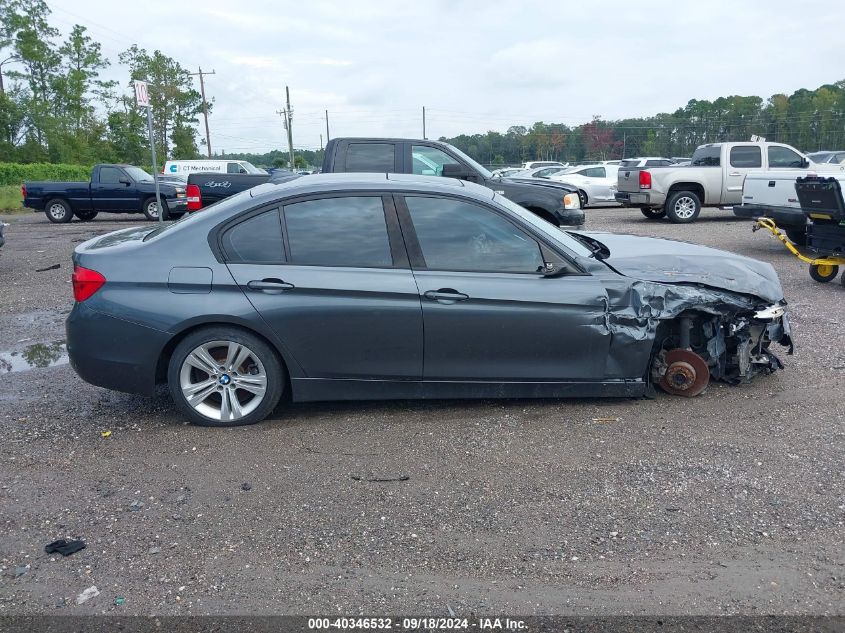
<box><xmin>45</xmin><ymin>0</ymin><xmax>845</xmax><ymax>154</ymax></box>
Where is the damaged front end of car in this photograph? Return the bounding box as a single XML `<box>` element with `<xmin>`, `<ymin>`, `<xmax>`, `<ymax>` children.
<box><xmin>602</xmin><ymin>280</ymin><xmax>793</xmax><ymax>398</ymax></box>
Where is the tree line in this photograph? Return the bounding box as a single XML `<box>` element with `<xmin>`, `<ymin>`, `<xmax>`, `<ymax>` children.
<box><xmin>443</xmin><ymin>84</ymin><xmax>845</xmax><ymax>166</ymax></box>
<box><xmin>1</xmin><ymin>0</ymin><xmax>844</xmax><ymax>170</ymax></box>
<box><xmin>0</xmin><ymin>0</ymin><xmax>203</xmax><ymax>167</ymax></box>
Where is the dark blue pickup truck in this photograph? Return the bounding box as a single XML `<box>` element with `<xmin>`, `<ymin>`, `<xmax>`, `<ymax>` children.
<box><xmin>23</xmin><ymin>164</ymin><xmax>188</xmax><ymax>223</ymax></box>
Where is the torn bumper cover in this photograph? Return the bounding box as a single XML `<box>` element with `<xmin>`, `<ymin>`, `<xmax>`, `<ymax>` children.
<box><xmin>600</xmin><ymin>279</ymin><xmax>793</xmax><ymax>389</ymax></box>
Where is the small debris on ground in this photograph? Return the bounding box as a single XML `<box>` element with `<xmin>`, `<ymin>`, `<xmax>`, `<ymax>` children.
<box><xmin>75</xmin><ymin>585</ymin><xmax>99</xmax><ymax>605</ymax></box>
<box><xmin>44</xmin><ymin>539</ymin><xmax>86</xmax><ymax>557</ymax></box>
<box><xmin>100</xmin><ymin>430</ymin><xmax>111</xmax><ymax>438</ymax></box>
<box><xmin>241</xmin><ymin>482</ymin><xmax>252</xmax><ymax>491</ymax></box>
<box><xmin>35</xmin><ymin>263</ymin><xmax>60</xmax><ymax>272</ymax></box>
<box><xmin>128</xmin><ymin>500</ymin><xmax>144</xmax><ymax>512</ymax></box>
<box><xmin>350</xmin><ymin>474</ymin><xmax>410</xmax><ymax>483</ymax></box>
<box><xmin>114</xmin><ymin>596</ymin><xmax>125</xmax><ymax>606</ymax></box>
<box><xmin>14</xmin><ymin>565</ymin><xmax>29</xmax><ymax>578</ymax></box>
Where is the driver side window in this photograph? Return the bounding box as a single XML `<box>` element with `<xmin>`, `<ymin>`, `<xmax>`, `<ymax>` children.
<box><xmin>768</xmin><ymin>146</ymin><xmax>803</xmax><ymax>168</ymax></box>
<box><xmin>411</xmin><ymin>145</ymin><xmax>460</xmax><ymax>177</ymax></box>
<box><xmin>404</xmin><ymin>196</ymin><xmax>544</xmax><ymax>273</ymax></box>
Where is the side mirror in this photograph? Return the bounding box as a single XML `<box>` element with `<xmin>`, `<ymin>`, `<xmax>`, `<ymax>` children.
<box><xmin>119</xmin><ymin>177</ymin><xmax>131</xmax><ymax>185</ymax></box>
<box><xmin>800</xmin><ymin>157</ymin><xmax>810</xmax><ymax>168</ymax></box>
<box><xmin>442</xmin><ymin>162</ymin><xmax>473</xmax><ymax>180</ymax></box>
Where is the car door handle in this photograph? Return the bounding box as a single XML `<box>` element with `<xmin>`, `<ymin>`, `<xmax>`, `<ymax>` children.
<box><xmin>729</xmin><ymin>172</ymin><xmax>742</xmax><ymax>177</ymax></box>
<box><xmin>424</xmin><ymin>288</ymin><xmax>469</xmax><ymax>302</ymax></box>
<box><xmin>247</xmin><ymin>278</ymin><xmax>295</xmax><ymax>293</ymax></box>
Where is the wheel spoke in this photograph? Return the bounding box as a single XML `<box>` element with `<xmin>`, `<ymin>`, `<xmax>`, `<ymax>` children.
<box><xmin>231</xmin><ymin>345</ymin><xmax>252</xmax><ymax>372</ymax></box>
<box><xmin>235</xmin><ymin>374</ymin><xmax>266</xmax><ymax>396</ymax></box>
<box><xmin>186</xmin><ymin>347</ymin><xmax>219</xmax><ymax>375</ymax></box>
<box><xmin>224</xmin><ymin>342</ymin><xmax>241</xmax><ymax>369</ymax></box>
<box><xmin>186</xmin><ymin>382</ymin><xmax>218</xmax><ymax>407</ymax></box>
<box><xmin>183</xmin><ymin>377</ymin><xmax>217</xmax><ymax>397</ymax></box>
<box><xmin>228</xmin><ymin>388</ymin><xmax>244</xmax><ymax>419</ymax></box>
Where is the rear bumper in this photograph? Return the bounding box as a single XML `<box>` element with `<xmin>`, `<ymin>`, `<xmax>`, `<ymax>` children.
<box><xmin>733</xmin><ymin>204</ymin><xmax>806</xmax><ymax>227</ymax></box>
<box><xmin>615</xmin><ymin>191</ymin><xmax>664</xmax><ymax>207</ymax></box>
<box><xmin>66</xmin><ymin>302</ymin><xmax>171</xmax><ymax>396</ymax></box>
<box><xmin>165</xmin><ymin>198</ymin><xmax>188</xmax><ymax>216</ymax></box>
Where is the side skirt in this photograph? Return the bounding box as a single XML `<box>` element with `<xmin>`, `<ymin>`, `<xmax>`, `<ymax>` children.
<box><xmin>290</xmin><ymin>378</ymin><xmax>646</xmax><ymax>403</ymax></box>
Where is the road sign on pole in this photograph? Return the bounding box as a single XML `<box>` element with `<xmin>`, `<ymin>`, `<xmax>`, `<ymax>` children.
<box><xmin>134</xmin><ymin>80</ymin><xmax>163</xmax><ymax>223</ymax></box>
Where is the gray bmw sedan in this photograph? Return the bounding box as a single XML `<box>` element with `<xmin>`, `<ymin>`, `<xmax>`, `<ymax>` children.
<box><xmin>67</xmin><ymin>174</ymin><xmax>792</xmax><ymax>426</ymax></box>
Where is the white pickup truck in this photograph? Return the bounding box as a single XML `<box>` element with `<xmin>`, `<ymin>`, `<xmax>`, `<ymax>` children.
<box><xmin>615</xmin><ymin>141</ymin><xmax>817</xmax><ymax>223</ymax></box>
<box><xmin>734</xmin><ymin>161</ymin><xmax>845</xmax><ymax>243</ymax></box>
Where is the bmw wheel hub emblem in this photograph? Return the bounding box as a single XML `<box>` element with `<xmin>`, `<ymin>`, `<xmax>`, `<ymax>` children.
<box><xmin>219</xmin><ymin>374</ymin><xmax>231</xmax><ymax>385</ymax></box>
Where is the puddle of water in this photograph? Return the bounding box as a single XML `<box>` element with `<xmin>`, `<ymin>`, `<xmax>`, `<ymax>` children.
<box><xmin>0</xmin><ymin>341</ymin><xmax>69</xmax><ymax>373</ymax></box>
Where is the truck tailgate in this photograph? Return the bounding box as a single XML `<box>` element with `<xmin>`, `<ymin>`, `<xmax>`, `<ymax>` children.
<box><xmin>617</xmin><ymin>167</ymin><xmax>643</xmax><ymax>194</ymax></box>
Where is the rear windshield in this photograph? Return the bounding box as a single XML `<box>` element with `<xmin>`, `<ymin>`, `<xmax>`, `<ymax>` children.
<box><xmin>619</xmin><ymin>159</ymin><xmax>641</xmax><ymax>167</ymax></box>
<box><xmin>690</xmin><ymin>146</ymin><xmax>721</xmax><ymax>167</ymax></box>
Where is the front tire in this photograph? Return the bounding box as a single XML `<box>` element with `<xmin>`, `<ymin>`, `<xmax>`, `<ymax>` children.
<box><xmin>75</xmin><ymin>210</ymin><xmax>98</xmax><ymax>221</ymax></box>
<box><xmin>665</xmin><ymin>191</ymin><xmax>701</xmax><ymax>223</ymax></box>
<box><xmin>45</xmin><ymin>198</ymin><xmax>73</xmax><ymax>224</ymax></box>
<box><xmin>640</xmin><ymin>208</ymin><xmax>666</xmax><ymax>220</ymax></box>
<box><xmin>168</xmin><ymin>327</ymin><xmax>285</xmax><ymax>427</ymax></box>
<box><xmin>142</xmin><ymin>197</ymin><xmax>166</xmax><ymax>221</ymax></box>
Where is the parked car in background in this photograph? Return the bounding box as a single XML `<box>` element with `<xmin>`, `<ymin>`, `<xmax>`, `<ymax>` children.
<box><xmin>163</xmin><ymin>159</ymin><xmax>267</xmax><ymax>177</ymax></box>
<box><xmin>551</xmin><ymin>164</ymin><xmax>620</xmax><ymax>207</ymax></box>
<box><xmin>806</xmin><ymin>151</ymin><xmax>845</xmax><ymax>165</ymax></box>
<box><xmin>66</xmin><ymin>173</ymin><xmax>792</xmax><ymax>426</ymax></box>
<box><xmin>510</xmin><ymin>165</ymin><xmax>572</xmax><ymax>179</ymax></box>
<box><xmin>0</xmin><ymin>222</ymin><xmax>6</xmax><ymax>248</ymax></box>
<box><xmin>619</xmin><ymin>157</ymin><xmax>676</xmax><ymax>168</ymax></box>
<box><xmin>522</xmin><ymin>160</ymin><xmax>567</xmax><ymax>169</ymax></box>
<box><xmin>23</xmin><ymin>164</ymin><xmax>187</xmax><ymax>223</ymax></box>
<box><xmin>186</xmin><ymin>173</ymin><xmax>271</xmax><ymax>211</ymax></box>
<box><xmin>616</xmin><ymin>141</ymin><xmax>819</xmax><ymax>223</ymax></box>
<box><xmin>321</xmin><ymin>137</ymin><xmax>584</xmax><ymax>227</ymax></box>
<box><xmin>490</xmin><ymin>167</ymin><xmax>525</xmax><ymax>178</ymax></box>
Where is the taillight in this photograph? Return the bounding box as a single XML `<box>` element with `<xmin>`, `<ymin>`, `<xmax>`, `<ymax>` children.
<box><xmin>186</xmin><ymin>184</ymin><xmax>202</xmax><ymax>211</ymax></box>
<box><xmin>21</xmin><ymin>183</ymin><xmax>26</xmax><ymax>199</ymax></box>
<box><xmin>72</xmin><ymin>265</ymin><xmax>106</xmax><ymax>302</ymax></box>
<box><xmin>639</xmin><ymin>170</ymin><xmax>652</xmax><ymax>190</ymax></box>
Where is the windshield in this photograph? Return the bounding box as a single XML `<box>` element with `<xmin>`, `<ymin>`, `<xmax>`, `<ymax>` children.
<box><xmin>807</xmin><ymin>152</ymin><xmax>833</xmax><ymax>164</ymax></box>
<box><xmin>446</xmin><ymin>145</ymin><xmax>493</xmax><ymax>179</ymax></box>
<box><xmin>492</xmin><ymin>194</ymin><xmax>593</xmax><ymax>258</ymax></box>
<box><xmin>124</xmin><ymin>166</ymin><xmax>154</xmax><ymax>182</ymax></box>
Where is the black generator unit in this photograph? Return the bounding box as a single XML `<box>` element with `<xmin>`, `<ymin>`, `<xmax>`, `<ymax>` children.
<box><xmin>795</xmin><ymin>176</ymin><xmax>845</xmax><ymax>257</ymax></box>
<box><xmin>795</xmin><ymin>175</ymin><xmax>845</xmax><ymax>223</ymax></box>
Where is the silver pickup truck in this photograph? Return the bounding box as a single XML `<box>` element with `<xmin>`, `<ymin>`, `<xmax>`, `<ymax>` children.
<box><xmin>615</xmin><ymin>141</ymin><xmax>813</xmax><ymax>223</ymax></box>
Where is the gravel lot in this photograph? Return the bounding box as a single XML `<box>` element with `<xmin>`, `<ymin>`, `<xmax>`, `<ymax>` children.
<box><xmin>0</xmin><ymin>207</ymin><xmax>842</xmax><ymax>616</ymax></box>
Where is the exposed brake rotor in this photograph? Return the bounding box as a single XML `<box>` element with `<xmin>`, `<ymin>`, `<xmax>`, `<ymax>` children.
<box><xmin>659</xmin><ymin>348</ymin><xmax>710</xmax><ymax>397</ymax></box>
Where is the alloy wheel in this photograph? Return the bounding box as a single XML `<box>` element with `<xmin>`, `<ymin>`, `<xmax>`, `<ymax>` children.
<box><xmin>48</xmin><ymin>203</ymin><xmax>67</xmax><ymax>220</ymax></box>
<box><xmin>179</xmin><ymin>340</ymin><xmax>268</xmax><ymax>422</ymax></box>
<box><xmin>673</xmin><ymin>196</ymin><xmax>696</xmax><ymax>219</ymax></box>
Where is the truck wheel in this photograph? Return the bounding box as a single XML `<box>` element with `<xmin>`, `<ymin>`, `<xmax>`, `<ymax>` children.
<box><xmin>640</xmin><ymin>208</ymin><xmax>666</xmax><ymax>220</ymax></box>
<box><xmin>74</xmin><ymin>210</ymin><xmax>98</xmax><ymax>222</ymax></box>
<box><xmin>142</xmin><ymin>197</ymin><xmax>162</xmax><ymax>221</ymax></box>
<box><xmin>665</xmin><ymin>191</ymin><xmax>701</xmax><ymax>223</ymax></box>
<box><xmin>45</xmin><ymin>199</ymin><xmax>73</xmax><ymax>224</ymax></box>
<box><xmin>784</xmin><ymin>228</ymin><xmax>807</xmax><ymax>247</ymax></box>
<box><xmin>809</xmin><ymin>263</ymin><xmax>839</xmax><ymax>283</ymax></box>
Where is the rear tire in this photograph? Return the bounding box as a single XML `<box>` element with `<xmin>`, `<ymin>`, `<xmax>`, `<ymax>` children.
<box><xmin>640</xmin><ymin>208</ymin><xmax>666</xmax><ymax>220</ymax></box>
<box><xmin>74</xmin><ymin>210</ymin><xmax>98</xmax><ymax>221</ymax></box>
<box><xmin>167</xmin><ymin>327</ymin><xmax>285</xmax><ymax>427</ymax></box>
<box><xmin>45</xmin><ymin>198</ymin><xmax>73</xmax><ymax>224</ymax></box>
<box><xmin>665</xmin><ymin>191</ymin><xmax>701</xmax><ymax>223</ymax></box>
<box><xmin>578</xmin><ymin>190</ymin><xmax>588</xmax><ymax>208</ymax></box>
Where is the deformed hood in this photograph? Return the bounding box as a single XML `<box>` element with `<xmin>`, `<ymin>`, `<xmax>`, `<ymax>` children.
<box><xmin>581</xmin><ymin>231</ymin><xmax>785</xmax><ymax>304</ymax></box>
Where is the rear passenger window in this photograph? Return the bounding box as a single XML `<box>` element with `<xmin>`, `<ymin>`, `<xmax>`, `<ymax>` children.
<box><xmin>284</xmin><ymin>197</ymin><xmax>393</xmax><ymax>267</ymax></box>
<box><xmin>730</xmin><ymin>146</ymin><xmax>762</xmax><ymax>168</ymax></box>
<box><xmin>690</xmin><ymin>146</ymin><xmax>721</xmax><ymax>167</ymax></box>
<box><xmin>223</xmin><ymin>210</ymin><xmax>285</xmax><ymax>264</ymax></box>
<box><xmin>345</xmin><ymin>144</ymin><xmax>395</xmax><ymax>172</ymax></box>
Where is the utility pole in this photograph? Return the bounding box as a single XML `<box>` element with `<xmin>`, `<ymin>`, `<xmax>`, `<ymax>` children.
<box><xmin>320</xmin><ymin>134</ymin><xmax>323</xmax><ymax>152</ymax></box>
<box><xmin>285</xmin><ymin>86</ymin><xmax>294</xmax><ymax>168</ymax></box>
<box><xmin>422</xmin><ymin>106</ymin><xmax>426</xmax><ymax>139</ymax></box>
<box><xmin>325</xmin><ymin>109</ymin><xmax>330</xmax><ymax>141</ymax></box>
<box><xmin>622</xmin><ymin>132</ymin><xmax>626</xmax><ymax>159</ymax></box>
<box><xmin>189</xmin><ymin>67</ymin><xmax>216</xmax><ymax>158</ymax></box>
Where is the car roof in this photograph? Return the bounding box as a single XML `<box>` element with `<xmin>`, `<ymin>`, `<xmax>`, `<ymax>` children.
<box><xmin>248</xmin><ymin>173</ymin><xmax>493</xmax><ymax>205</ymax></box>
